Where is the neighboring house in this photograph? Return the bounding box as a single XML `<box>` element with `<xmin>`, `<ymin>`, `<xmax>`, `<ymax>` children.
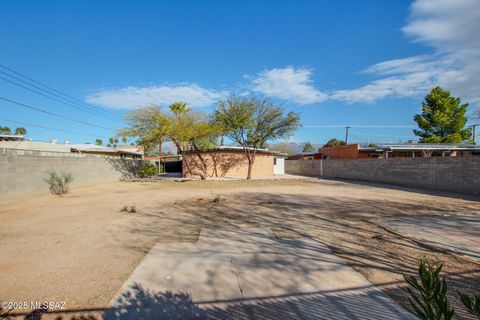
<box><xmin>0</xmin><ymin>136</ymin><xmax>72</xmax><ymax>153</ymax></box>
<box><xmin>70</xmin><ymin>144</ymin><xmax>143</xmax><ymax>159</ymax></box>
<box><xmin>287</xmin><ymin>152</ymin><xmax>322</xmax><ymax>160</ymax></box>
<box><xmin>0</xmin><ymin>134</ymin><xmax>25</xmax><ymax>142</ymax></box>
<box><xmin>319</xmin><ymin>143</ymin><xmax>480</xmax><ymax>159</ymax></box>
<box><xmin>183</xmin><ymin>146</ymin><xmax>282</xmax><ymax>178</ymax></box>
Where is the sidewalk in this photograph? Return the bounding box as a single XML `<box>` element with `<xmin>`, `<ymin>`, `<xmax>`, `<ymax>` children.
<box><xmin>105</xmin><ymin>228</ymin><xmax>414</xmax><ymax>319</ymax></box>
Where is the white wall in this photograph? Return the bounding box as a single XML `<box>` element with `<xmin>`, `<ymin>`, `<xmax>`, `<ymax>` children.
<box><xmin>274</xmin><ymin>157</ymin><xmax>285</xmax><ymax>175</ymax></box>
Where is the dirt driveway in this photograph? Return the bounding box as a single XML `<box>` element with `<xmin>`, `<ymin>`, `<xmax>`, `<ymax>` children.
<box><xmin>0</xmin><ymin>179</ymin><xmax>479</xmax><ymax>319</ymax></box>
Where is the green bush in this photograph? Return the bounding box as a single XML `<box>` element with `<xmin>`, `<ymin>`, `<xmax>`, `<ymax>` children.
<box><xmin>403</xmin><ymin>259</ymin><xmax>454</xmax><ymax>320</ymax></box>
<box><xmin>138</xmin><ymin>162</ymin><xmax>158</xmax><ymax>178</ymax></box>
<box><xmin>45</xmin><ymin>171</ymin><xmax>73</xmax><ymax>196</ymax></box>
<box><xmin>458</xmin><ymin>291</ymin><xmax>480</xmax><ymax>318</ymax></box>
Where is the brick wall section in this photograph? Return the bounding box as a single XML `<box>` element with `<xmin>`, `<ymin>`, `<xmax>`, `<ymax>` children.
<box><xmin>319</xmin><ymin>144</ymin><xmax>363</xmax><ymax>159</ymax></box>
<box><xmin>184</xmin><ymin>150</ymin><xmax>274</xmax><ymax>178</ymax></box>
<box><xmin>285</xmin><ymin>157</ymin><xmax>480</xmax><ymax>194</ymax></box>
<box><xmin>0</xmin><ymin>149</ymin><xmax>142</xmax><ymax>199</ymax></box>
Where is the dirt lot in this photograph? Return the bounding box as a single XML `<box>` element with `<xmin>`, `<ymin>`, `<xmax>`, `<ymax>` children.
<box><xmin>1</xmin><ymin>178</ymin><xmax>479</xmax><ymax>318</ymax></box>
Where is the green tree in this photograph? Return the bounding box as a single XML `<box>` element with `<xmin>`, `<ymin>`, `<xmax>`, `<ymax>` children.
<box><xmin>14</xmin><ymin>127</ymin><xmax>27</xmax><ymax>135</ymax></box>
<box><xmin>167</xmin><ymin>102</ymin><xmax>219</xmax><ymax>179</ymax></box>
<box><xmin>302</xmin><ymin>142</ymin><xmax>316</xmax><ymax>153</ymax></box>
<box><xmin>121</xmin><ymin>137</ymin><xmax>128</xmax><ymax>144</ymax></box>
<box><xmin>119</xmin><ymin>102</ymin><xmax>218</xmax><ymax>179</ymax></box>
<box><xmin>215</xmin><ymin>96</ymin><xmax>300</xmax><ymax>179</ymax></box>
<box><xmin>120</xmin><ymin>105</ymin><xmax>169</xmax><ymax>155</ymax></box>
<box><xmin>0</xmin><ymin>126</ymin><xmax>12</xmax><ymax>135</ymax></box>
<box><xmin>414</xmin><ymin>87</ymin><xmax>471</xmax><ymax>143</ymax></box>
<box><xmin>95</xmin><ymin>139</ymin><xmax>103</xmax><ymax>146</ymax></box>
<box><xmin>323</xmin><ymin>138</ymin><xmax>346</xmax><ymax>148</ymax></box>
<box><xmin>108</xmin><ymin>137</ymin><xmax>119</xmax><ymax>147</ymax></box>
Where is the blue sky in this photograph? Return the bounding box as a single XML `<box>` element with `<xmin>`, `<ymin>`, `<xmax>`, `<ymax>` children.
<box><xmin>0</xmin><ymin>0</ymin><xmax>479</xmax><ymax>145</ymax></box>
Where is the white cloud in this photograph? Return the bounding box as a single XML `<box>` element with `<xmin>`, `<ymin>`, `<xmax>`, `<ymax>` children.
<box><xmin>88</xmin><ymin>0</ymin><xmax>480</xmax><ymax>108</ymax></box>
<box><xmin>248</xmin><ymin>66</ymin><xmax>327</xmax><ymax>104</ymax></box>
<box><xmin>86</xmin><ymin>84</ymin><xmax>227</xmax><ymax>109</ymax></box>
<box><xmin>332</xmin><ymin>0</ymin><xmax>480</xmax><ymax>104</ymax></box>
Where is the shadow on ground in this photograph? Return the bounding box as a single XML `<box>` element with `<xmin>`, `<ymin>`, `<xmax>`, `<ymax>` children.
<box><xmin>107</xmin><ymin>191</ymin><xmax>480</xmax><ymax>320</ymax></box>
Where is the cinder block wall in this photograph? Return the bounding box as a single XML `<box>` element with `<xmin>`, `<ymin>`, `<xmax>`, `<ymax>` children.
<box><xmin>285</xmin><ymin>157</ymin><xmax>480</xmax><ymax>194</ymax></box>
<box><xmin>0</xmin><ymin>149</ymin><xmax>141</xmax><ymax>199</ymax></box>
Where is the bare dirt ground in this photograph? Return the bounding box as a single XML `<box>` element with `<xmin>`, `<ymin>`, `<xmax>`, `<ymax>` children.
<box><xmin>1</xmin><ymin>178</ymin><xmax>479</xmax><ymax>319</ymax></box>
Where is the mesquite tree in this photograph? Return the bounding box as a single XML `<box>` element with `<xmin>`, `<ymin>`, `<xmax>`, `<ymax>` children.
<box><xmin>215</xmin><ymin>96</ymin><xmax>300</xmax><ymax>179</ymax></box>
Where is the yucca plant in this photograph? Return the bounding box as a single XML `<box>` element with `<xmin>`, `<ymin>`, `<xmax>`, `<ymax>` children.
<box><xmin>403</xmin><ymin>259</ymin><xmax>454</xmax><ymax>320</ymax></box>
<box><xmin>458</xmin><ymin>291</ymin><xmax>480</xmax><ymax>319</ymax></box>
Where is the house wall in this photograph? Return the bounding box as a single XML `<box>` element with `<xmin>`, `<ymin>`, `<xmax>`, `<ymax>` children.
<box><xmin>184</xmin><ymin>151</ymin><xmax>274</xmax><ymax>178</ymax></box>
<box><xmin>285</xmin><ymin>157</ymin><xmax>480</xmax><ymax>195</ymax></box>
<box><xmin>319</xmin><ymin>144</ymin><xmax>362</xmax><ymax>159</ymax></box>
<box><xmin>0</xmin><ymin>148</ymin><xmax>142</xmax><ymax>200</ymax></box>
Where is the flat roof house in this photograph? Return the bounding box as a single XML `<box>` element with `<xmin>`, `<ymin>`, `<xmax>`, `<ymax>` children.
<box><xmin>319</xmin><ymin>143</ymin><xmax>480</xmax><ymax>159</ymax></box>
<box><xmin>183</xmin><ymin>146</ymin><xmax>285</xmax><ymax>178</ymax></box>
<box><xmin>70</xmin><ymin>144</ymin><xmax>143</xmax><ymax>159</ymax></box>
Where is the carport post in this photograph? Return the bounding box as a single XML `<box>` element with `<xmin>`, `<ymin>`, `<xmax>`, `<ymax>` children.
<box><xmin>320</xmin><ymin>159</ymin><xmax>323</xmax><ymax>178</ymax></box>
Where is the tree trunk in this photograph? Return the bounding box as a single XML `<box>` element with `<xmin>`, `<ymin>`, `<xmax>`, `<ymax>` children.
<box><xmin>176</xmin><ymin>143</ymin><xmax>192</xmax><ymax>178</ymax></box>
<box><xmin>158</xmin><ymin>142</ymin><xmax>163</xmax><ymax>156</ymax></box>
<box><xmin>192</xmin><ymin>143</ymin><xmax>207</xmax><ymax>180</ymax></box>
<box><xmin>247</xmin><ymin>158</ymin><xmax>253</xmax><ymax>180</ymax></box>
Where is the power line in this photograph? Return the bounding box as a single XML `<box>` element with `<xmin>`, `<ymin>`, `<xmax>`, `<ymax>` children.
<box><xmin>304</xmin><ymin>125</ymin><xmax>415</xmax><ymax>128</ymax></box>
<box><xmin>0</xmin><ymin>71</ymin><xmax>123</xmax><ymax>122</ymax></box>
<box><xmin>352</xmin><ymin>131</ymin><xmax>417</xmax><ymax>139</ymax></box>
<box><xmin>0</xmin><ymin>117</ymin><xmax>110</xmax><ymax>139</ymax></box>
<box><xmin>0</xmin><ymin>96</ymin><xmax>115</xmax><ymax>131</ymax></box>
<box><xmin>0</xmin><ymin>64</ymin><xmax>122</xmax><ymax>119</ymax></box>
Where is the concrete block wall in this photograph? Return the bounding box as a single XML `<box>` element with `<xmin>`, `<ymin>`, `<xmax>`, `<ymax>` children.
<box><xmin>0</xmin><ymin>149</ymin><xmax>142</xmax><ymax>199</ymax></box>
<box><xmin>285</xmin><ymin>157</ymin><xmax>480</xmax><ymax>194</ymax></box>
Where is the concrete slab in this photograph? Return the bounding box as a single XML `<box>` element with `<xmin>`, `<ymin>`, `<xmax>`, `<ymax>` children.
<box><xmin>379</xmin><ymin>215</ymin><xmax>480</xmax><ymax>260</ymax></box>
<box><xmin>105</xmin><ymin>228</ymin><xmax>414</xmax><ymax>319</ymax></box>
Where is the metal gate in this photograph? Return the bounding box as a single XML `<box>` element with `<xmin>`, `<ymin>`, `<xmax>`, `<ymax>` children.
<box><xmin>163</xmin><ymin>160</ymin><xmax>183</xmax><ymax>173</ymax></box>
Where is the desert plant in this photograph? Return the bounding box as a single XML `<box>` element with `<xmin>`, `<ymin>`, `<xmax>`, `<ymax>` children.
<box><xmin>45</xmin><ymin>172</ymin><xmax>73</xmax><ymax>196</ymax></box>
<box><xmin>138</xmin><ymin>162</ymin><xmax>158</xmax><ymax>178</ymax></box>
<box><xmin>120</xmin><ymin>205</ymin><xmax>137</xmax><ymax>213</ymax></box>
<box><xmin>458</xmin><ymin>291</ymin><xmax>480</xmax><ymax>318</ymax></box>
<box><xmin>212</xmin><ymin>195</ymin><xmax>222</xmax><ymax>203</ymax></box>
<box><xmin>403</xmin><ymin>259</ymin><xmax>454</xmax><ymax>320</ymax></box>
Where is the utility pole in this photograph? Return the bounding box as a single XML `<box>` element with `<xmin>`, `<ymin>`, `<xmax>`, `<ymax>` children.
<box><xmin>345</xmin><ymin>126</ymin><xmax>351</xmax><ymax>144</ymax></box>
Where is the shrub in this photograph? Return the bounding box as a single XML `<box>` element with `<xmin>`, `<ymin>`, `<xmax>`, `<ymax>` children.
<box><xmin>120</xmin><ymin>205</ymin><xmax>137</xmax><ymax>213</ymax></box>
<box><xmin>45</xmin><ymin>171</ymin><xmax>73</xmax><ymax>196</ymax></box>
<box><xmin>458</xmin><ymin>291</ymin><xmax>480</xmax><ymax>318</ymax></box>
<box><xmin>138</xmin><ymin>162</ymin><xmax>158</xmax><ymax>178</ymax></box>
<box><xmin>403</xmin><ymin>259</ymin><xmax>454</xmax><ymax>320</ymax></box>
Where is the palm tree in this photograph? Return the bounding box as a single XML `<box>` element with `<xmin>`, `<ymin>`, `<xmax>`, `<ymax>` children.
<box><xmin>14</xmin><ymin>127</ymin><xmax>27</xmax><ymax>135</ymax></box>
<box><xmin>0</xmin><ymin>126</ymin><xmax>12</xmax><ymax>135</ymax></box>
<box><xmin>95</xmin><ymin>139</ymin><xmax>103</xmax><ymax>146</ymax></box>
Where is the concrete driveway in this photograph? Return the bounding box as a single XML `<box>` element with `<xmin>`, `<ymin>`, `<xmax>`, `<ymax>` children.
<box><xmin>379</xmin><ymin>215</ymin><xmax>480</xmax><ymax>260</ymax></box>
<box><xmin>105</xmin><ymin>228</ymin><xmax>413</xmax><ymax>319</ymax></box>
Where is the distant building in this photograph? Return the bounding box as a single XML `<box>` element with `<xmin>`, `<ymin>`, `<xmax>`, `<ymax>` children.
<box><xmin>319</xmin><ymin>143</ymin><xmax>480</xmax><ymax>159</ymax></box>
<box><xmin>287</xmin><ymin>152</ymin><xmax>322</xmax><ymax>160</ymax></box>
<box><xmin>0</xmin><ymin>136</ymin><xmax>72</xmax><ymax>153</ymax></box>
<box><xmin>70</xmin><ymin>144</ymin><xmax>143</xmax><ymax>159</ymax></box>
